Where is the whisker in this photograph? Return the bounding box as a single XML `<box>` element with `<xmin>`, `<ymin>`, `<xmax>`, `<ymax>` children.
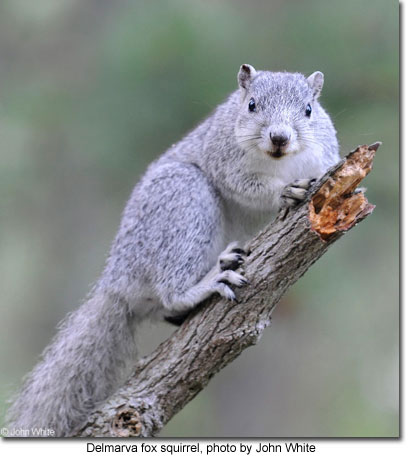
<box><xmin>236</xmin><ymin>134</ymin><xmax>262</xmax><ymax>140</ymax></box>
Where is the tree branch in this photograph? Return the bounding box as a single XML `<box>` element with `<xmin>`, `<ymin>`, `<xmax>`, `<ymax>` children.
<box><xmin>76</xmin><ymin>143</ymin><xmax>380</xmax><ymax>437</ymax></box>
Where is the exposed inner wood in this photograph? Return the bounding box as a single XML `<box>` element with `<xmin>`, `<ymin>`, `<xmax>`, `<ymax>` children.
<box><xmin>110</xmin><ymin>407</ymin><xmax>142</xmax><ymax>437</ymax></box>
<box><xmin>309</xmin><ymin>144</ymin><xmax>377</xmax><ymax>240</ymax></box>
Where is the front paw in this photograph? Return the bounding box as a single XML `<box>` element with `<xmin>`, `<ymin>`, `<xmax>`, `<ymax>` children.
<box><xmin>215</xmin><ymin>242</ymin><xmax>249</xmax><ymax>302</ymax></box>
<box><xmin>280</xmin><ymin>178</ymin><xmax>316</xmax><ymax>209</ymax></box>
<box><xmin>218</xmin><ymin>241</ymin><xmax>246</xmax><ymax>271</ymax></box>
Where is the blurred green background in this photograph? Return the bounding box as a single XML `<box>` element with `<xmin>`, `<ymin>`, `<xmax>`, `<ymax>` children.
<box><xmin>0</xmin><ymin>0</ymin><xmax>398</xmax><ymax>437</ymax></box>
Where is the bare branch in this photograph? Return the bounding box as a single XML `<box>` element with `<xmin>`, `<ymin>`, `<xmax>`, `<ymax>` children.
<box><xmin>76</xmin><ymin>143</ymin><xmax>380</xmax><ymax>437</ymax></box>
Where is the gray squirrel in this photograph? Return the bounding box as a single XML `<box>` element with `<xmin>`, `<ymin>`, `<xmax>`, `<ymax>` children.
<box><xmin>6</xmin><ymin>65</ymin><xmax>339</xmax><ymax>436</ymax></box>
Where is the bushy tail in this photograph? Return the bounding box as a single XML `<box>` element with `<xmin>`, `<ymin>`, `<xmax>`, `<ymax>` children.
<box><xmin>6</xmin><ymin>291</ymin><xmax>138</xmax><ymax>437</ymax></box>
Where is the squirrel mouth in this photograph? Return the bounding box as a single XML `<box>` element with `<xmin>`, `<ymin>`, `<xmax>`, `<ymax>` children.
<box><xmin>267</xmin><ymin>149</ymin><xmax>285</xmax><ymax>159</ymax></box>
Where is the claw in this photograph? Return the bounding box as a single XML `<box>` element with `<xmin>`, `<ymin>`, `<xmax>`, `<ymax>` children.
<box><xmin>219</xmin><ymin>243</ymin><xmax>247</xmax><ymax>271</ymax></box>
<box><xmin>280</xmin><ymin>177</ymin><xmax>317</xmax><ymax>212</ymax></box>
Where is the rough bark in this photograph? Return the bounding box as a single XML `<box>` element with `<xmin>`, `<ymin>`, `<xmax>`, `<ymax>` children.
<box><xmin>76</xmin><ymin>143</ymin><xmax>380</xmax><ymax>437</ymax></box>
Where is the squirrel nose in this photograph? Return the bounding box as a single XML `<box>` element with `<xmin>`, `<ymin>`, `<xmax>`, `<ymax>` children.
<box><xmin>270</xmin><ymin>134</ymin><xmax>289</xmax><ymax>148</ymax></box>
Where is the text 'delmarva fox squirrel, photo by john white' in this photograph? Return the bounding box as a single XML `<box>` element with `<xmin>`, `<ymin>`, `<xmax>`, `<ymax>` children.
<box><xmin>7</xmin><ymin>65</ymin><xmax>339</xmax><ymax>436</ymax></box>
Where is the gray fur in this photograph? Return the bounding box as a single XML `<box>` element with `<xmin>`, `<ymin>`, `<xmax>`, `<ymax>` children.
<box><xmin>6</xmin><ymin>66</ymin><xmax>339</xmax><ymax>436</ymax></box>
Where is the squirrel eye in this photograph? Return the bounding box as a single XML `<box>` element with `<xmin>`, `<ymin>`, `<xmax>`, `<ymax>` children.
<box><xmin>248</xmin><ymin>98</ymin><xmax>256</xmax><ymax>112</ymax></box>
<box><xmin>305</xmin><ymin>103</ymin><xmax>312</xmax><ymax>117</ymax></box>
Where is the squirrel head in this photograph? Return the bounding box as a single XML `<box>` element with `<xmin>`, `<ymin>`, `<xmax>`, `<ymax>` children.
<box><xmin>235</xmin><ymin>64</ymin><xmax>325</xmax><ymax>160</ymax></box>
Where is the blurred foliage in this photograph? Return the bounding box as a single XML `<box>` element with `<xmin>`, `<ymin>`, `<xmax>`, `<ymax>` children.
<box><xmin>0</xmin><ymin>0</ymin><xmax>398</xmax><ymax>437</ymax></box>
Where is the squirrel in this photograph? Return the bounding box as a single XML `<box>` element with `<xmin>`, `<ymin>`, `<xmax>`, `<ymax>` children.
<box><xmin>6</xmin><ymin>65</ymin><xmax>339</xmax><ymax>436</ymax></box>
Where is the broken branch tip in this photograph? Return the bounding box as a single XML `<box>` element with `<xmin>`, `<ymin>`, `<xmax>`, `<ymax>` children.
<box><xmin>368</xmin><ymin>141</ymin><xmax>382</xmax><ymax>152</ymax></box>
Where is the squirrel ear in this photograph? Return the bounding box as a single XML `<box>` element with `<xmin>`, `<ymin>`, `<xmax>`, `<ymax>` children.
<box><xmin>307</xmin><ymin>71</ymin><xmax>324</xmax><ymax>98</ymax></box>
<box><xmin>238</xmin><ymin>64</ymin><xmax>257</xmax><ymax>91</ymax></box>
